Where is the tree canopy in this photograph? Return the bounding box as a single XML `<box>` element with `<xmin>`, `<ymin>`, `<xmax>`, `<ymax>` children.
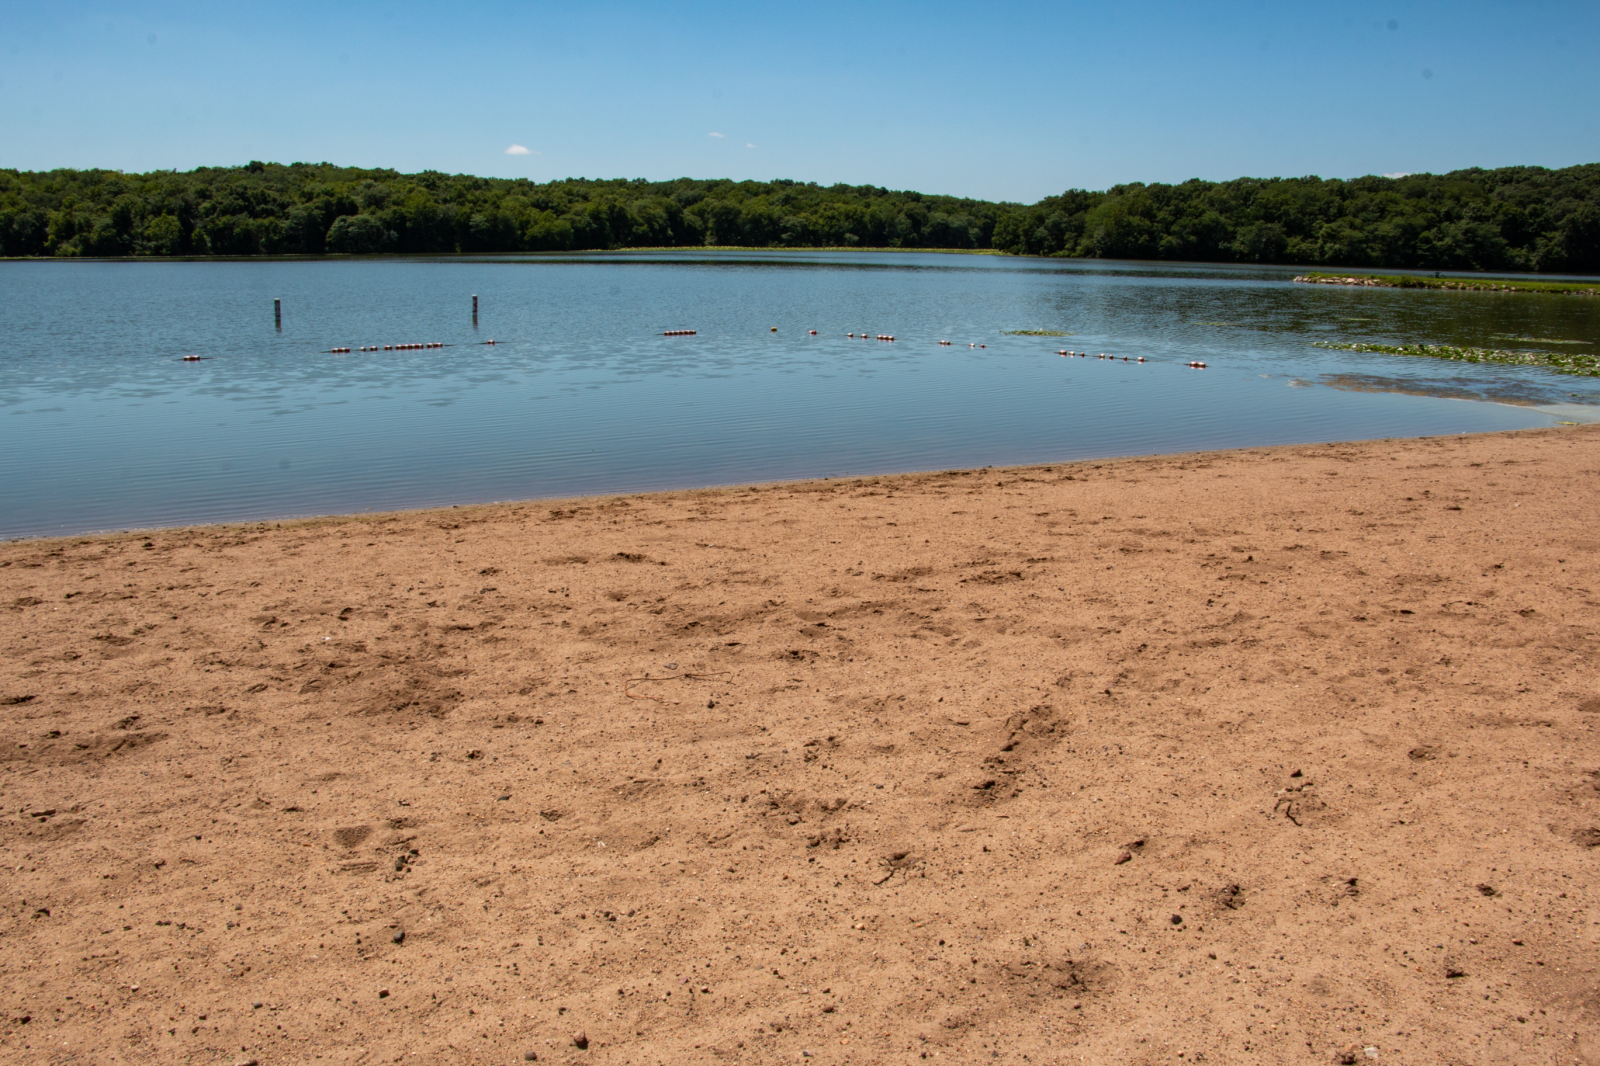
<box><xmin>993</xmin><ymin>166</ymin><xmax>1599</xmax><ymax>273</ymax></box>
<box><xmin>1</xmin><ymin>160</ymin><xmax>1595</xmax><ymax>273</ymax></box>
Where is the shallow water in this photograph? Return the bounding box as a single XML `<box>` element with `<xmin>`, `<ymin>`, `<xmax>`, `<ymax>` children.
<box><xmin>1</xmin><ymin>251</ymin><xmax>1596</xmax><ymax>539</ymax></box>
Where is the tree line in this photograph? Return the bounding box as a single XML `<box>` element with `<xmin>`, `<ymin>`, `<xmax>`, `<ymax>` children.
<box><xmin>1</xmin><ymin>160</ymin><xmax>1595</xmax><ymax>273</ymax></box>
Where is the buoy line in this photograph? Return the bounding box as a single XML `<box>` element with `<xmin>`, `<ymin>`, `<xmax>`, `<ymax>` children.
<box><xmin>1053</xmin><ymin>349</ymin><xmax>1148</xmax><ymax>364</ymax></box>
<box><xmin>325</xmin><ymin>342</ymin><xmax>455</xmax><ymax>354</ymax></box>
<box><xmin>328</xmin><ymin>343</ymin><xmax>431</xmax><ymax>353</ymax></box>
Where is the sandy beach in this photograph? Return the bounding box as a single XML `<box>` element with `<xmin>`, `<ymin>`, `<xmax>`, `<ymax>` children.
<box><xmin>3</xmin><ymin>424</ymin><xmax>1598</xmax><ymax>1066</ymax></box>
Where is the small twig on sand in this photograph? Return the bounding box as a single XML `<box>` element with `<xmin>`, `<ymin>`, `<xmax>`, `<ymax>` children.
<box><xmin>624</xmin><ymin>671</ymin><xmax>732</xmax><ymax>702</ymax></box>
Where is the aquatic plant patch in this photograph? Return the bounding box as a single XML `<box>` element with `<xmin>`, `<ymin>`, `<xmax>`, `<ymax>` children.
<box><xmin>1296</xmin><ymin>273</ymin><xmax>1599</xmax><ymax>296</ymax></box>
<box><xmin>1313</xmin><ymin>341</ymin><xmax>1600</xmax><ymax>377</ymax></box>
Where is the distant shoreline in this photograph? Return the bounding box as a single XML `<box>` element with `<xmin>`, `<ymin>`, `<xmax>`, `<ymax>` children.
<box><xmin>6</xmin><ymin>161</ymin><xmax>1598</xmax><ymax>272</ymax></box>
<box><xmin>6</xmin><ymin>251</ymin><xmax>1596</xmax><ymax>289</ymax></box>
<box><xmin>0</xmin><ymin>246</ymin><xmax>1007</xmax><ymax>263</ymax></box>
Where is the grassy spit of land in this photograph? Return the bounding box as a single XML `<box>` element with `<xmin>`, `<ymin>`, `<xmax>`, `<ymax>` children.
<box><xmin>1295</xmin><ymin>271</ymin><xmax>1600</xmax><ymax>295</ymax></box>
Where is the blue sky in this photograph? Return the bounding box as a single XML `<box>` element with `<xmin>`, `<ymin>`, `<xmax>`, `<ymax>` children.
<box><xmin>2</xmin><ymin>0</ymin><xmax>1595</xmax><ymax>203</ymax></box>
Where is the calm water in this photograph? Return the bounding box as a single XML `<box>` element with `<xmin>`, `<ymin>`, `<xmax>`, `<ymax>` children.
<box><xmin>2</xmin><ymin>251</ymin><xmax>1598</xmax><ymax>540</ymax></box>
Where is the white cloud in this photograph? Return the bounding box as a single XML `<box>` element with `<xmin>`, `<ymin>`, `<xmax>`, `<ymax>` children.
<box><xmin>708</xmin><ymin>132</ymin><xmax>725</xmax><ymax>138</ymax></box>
<box><xmin>746</xmin><ymin>142</ymin><xmax>756</xmax><ymax>148</ymax></box>
<box><xmin>1382</xmin><ymin>171</ymin><xmax>1411</xmax><ymax>178</ymax></box>
<box><xmin>504</xmin><ymin>144</ymin><xmax>532</xmax><ymax>155</ymax></box>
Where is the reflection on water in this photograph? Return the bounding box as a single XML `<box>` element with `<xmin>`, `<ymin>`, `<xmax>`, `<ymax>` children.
<box><xmin>1</xmin><ymin>251</ymin><xmax>1597</xmax><ymax>539</ymax></box>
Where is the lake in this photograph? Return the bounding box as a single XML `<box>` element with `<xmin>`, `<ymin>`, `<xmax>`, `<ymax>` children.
<box><xmin>2</xmin><ymin>251</ymin><xmax>1597</xmax><ymax>540</ymax></box>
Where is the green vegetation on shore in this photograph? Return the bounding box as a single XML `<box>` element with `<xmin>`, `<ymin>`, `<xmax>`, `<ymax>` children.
<box><xmin>1313</xmin><ymin>341</ymin><xmax>1600</xmax><ymax>376</ymax></box>
<box><xmin>1296</xmin><ymin>272</ymin><xmax>1599</xmax><ymax>295</ymax></box>
<box><xmin>1</xmin><ymin>161</ymin><xmax>1597</xmax><ymax>273</ymax></box>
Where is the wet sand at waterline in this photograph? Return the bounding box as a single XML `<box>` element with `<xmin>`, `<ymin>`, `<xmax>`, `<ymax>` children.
<box><xmin>3</xmin><ymin>426</ymin><xmax>1599</xmax><ymax>1066</ymax></box>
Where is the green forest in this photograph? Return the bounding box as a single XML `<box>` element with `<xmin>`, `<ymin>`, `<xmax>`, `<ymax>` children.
<box><xmin>1</xmin><ymin>160</ymin><xmax>1595</xmax><ymax>273</ymax></box>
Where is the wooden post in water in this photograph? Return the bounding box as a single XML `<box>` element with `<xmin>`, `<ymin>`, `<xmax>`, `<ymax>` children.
<box><xmin>274</xmin><ymin>298</ymin><xmax>281</xmax><ymax>330</ymax></box>
<box><xmin>472</xmin><ymin>294</ymin><xmax>478</xmax><ymax>329</ymax></box>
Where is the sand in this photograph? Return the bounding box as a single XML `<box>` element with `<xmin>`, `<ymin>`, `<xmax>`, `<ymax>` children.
<box><xmin>3</xmin><ymin>425</ymin><xmax>1599</xmax><ymax>1066</ymax></box>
